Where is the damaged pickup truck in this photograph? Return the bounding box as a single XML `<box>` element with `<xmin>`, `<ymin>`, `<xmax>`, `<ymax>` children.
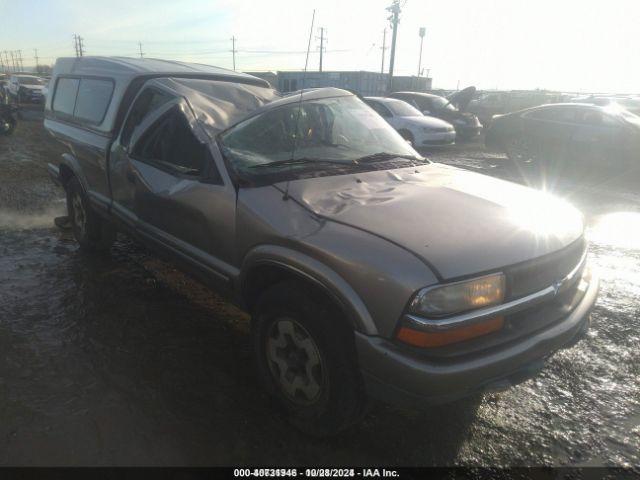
<box><xmin>45</xmin><ymin>57</ymin><xmax>599</xmax><ymax>436</ymax></box>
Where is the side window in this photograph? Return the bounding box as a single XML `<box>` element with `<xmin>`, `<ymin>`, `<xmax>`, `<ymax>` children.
<box><xmin>121</xmin><ymin>88</ymin><xmax>174</xmax><ymax>147</ymax></box>
<box><xmin>367</xmin><ymin>101</ymin><xmax>392</xmax><ymax>118</ymax></box>
<box><xmin>52</xmin><ymin>78</ymin><xmax>80</xmax><ymax>115</ymax></box>
<box><xmin>132</xmin><ymin>109</ymin><xmax>212</xmax><ymax>178</ymax></box>
<box><xmin>414</xmin><ymin>97</ymin><xmax>431</xmax><ymax>111</ymax></box>
<box><xmin>74</xmin><ymin>78</ymin><xmax>114</xmax><ymax>124</ymax></box>
<box><xmin>577</xmin><ymin>109</ymin><xmax>618</xmax><ymax>127</ymax></box>
<box><xmin>525</xmin><ymin>107</ymin><xmax>576</xmax><ymax>123</ymax></box>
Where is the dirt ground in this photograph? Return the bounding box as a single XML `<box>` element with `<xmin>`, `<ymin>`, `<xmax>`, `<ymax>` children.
<box><xmin>0</xmin><ymin>112</ymin><xmax>639</xmax><ymax>466</ymax></box>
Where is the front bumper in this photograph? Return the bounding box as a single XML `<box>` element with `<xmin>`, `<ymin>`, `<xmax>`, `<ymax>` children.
<box><xmin>418</xmin><ymin>131</ymin><xmax>456</xmax><ymax>146</ymax></box>
<box><xmin>455</xmin><ymin>124</ymin><xmax>483</xmax><ymax>139</ymax></box>
<box><xmin>356</xmin><ymin>267</ymin><xmax>598</xmax><ymax>408</ymax></box>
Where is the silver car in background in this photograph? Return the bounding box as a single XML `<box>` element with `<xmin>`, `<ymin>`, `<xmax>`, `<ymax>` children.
<box><xmin>364</xmin><ymin>96</ymin><xmax>456</xmax><ymax>146</ymax></box>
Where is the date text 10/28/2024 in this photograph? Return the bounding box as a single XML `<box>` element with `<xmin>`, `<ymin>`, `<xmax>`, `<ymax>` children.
<box><xmin>233</xmin><ymin>469</ymin><xmax>399</xmax><ymax>478</ymax></box>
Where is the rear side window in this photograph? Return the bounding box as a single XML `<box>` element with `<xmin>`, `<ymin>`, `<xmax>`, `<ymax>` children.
<box><xmin>74</xmin><ymin>79</ymin><xmax>114</xmax><ymax>124</ymax></box>
<box><xmin>133</xmin><ymin>108</ymin><xmax>212</xmax><ymax>178</ymax></box>
<box><xmin>52</xmin><ymin>78</ymin><xmax>80</xmax><ymax>115</ymax></box>
<box><xmin>525</xmin><ymin>107</ymin><xmax>576</xmax><ymax>123</ymax></box>
<box><xmin>121</xmin><ymin>88</ymin><xmax>174</xmax><ymax>147</ymax></box>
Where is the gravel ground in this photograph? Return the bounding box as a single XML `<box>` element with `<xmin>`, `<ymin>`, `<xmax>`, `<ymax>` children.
<box><xmin>0</xmin><ymin>113</ymin><xmax>639</xmax><ymax>466</ymax></box>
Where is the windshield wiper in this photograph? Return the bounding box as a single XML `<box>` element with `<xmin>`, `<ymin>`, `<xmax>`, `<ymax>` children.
<box><xmin>354</xmin><ymin>152</ymin><xmax>424</xmax><ymax>163</ymax></box>
<box><xmin>249</xmin><ymin>157</ymin><xmax>350</xmax><ymax>169</ymax></box>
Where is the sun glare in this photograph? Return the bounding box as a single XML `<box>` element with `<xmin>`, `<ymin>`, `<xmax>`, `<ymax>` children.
<box><xmin>588</xmin><ymin>211</ymin><xmax>640</xmax><ymax>250</ymax></box>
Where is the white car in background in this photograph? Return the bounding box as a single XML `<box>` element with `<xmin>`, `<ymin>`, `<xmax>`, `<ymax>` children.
<box><xmin>364</xmin><ymin>96</ymin><xmax>456</xmax><ymax>147</ymax></box>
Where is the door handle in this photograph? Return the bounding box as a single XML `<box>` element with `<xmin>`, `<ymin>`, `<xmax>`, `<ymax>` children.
<box><xmin>126</xmin><ymin>170</ymin><xmax>136</xmax><ymax>184</ymax></box>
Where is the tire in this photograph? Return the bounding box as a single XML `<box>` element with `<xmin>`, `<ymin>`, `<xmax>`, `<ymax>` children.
<box><xmin>398</xmin><ymin>129</ymin><xmax>415</xmax><ymax>145</ymax></box>
<box><xmin>0</xmin><ymin>115</ymin><xmax>16</xmax><ymax>135</ymax></box>
<box><xmin>66</xmin><ymin>177</ymin><xmax>116</xmax><ymax>252</ymax></box>
<box><xmin>253</xmin><ymin>281</ymin><xmax>367</xmax><ymax>436</ymax></box>
<box><xmin>505</xmin><ymin>135</ymin><xmax>532</xmax><ymax>163</ymax></box>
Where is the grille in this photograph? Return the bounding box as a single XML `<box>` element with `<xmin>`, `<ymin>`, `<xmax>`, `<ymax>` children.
<box><xmin>429</xmin><ymin>127</ymin><xmax>452</xmax><ymax>133</ymax></box>
<box><xmin>507</xmin><ymin>237</ymin><xmax>586</xmax><ymax>300</ymax></box>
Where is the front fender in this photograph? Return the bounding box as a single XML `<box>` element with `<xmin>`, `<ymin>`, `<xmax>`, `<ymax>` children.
<box><xmin>240</xmin><ymin>245</ymin><xmax>378</xmax><ymax>335</ymax></box>
<box><xmin>58</xmin><ymin>153</ymin><xmax>90</xmax><ymax>192</ymax></box>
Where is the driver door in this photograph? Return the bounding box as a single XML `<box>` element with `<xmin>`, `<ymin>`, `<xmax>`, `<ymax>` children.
<box><xmin>109</xmin><ymin>94</ymin><xmax>239</xmax><ymax>290</ymax></box>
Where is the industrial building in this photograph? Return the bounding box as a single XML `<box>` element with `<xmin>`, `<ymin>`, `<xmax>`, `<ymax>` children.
<box><xmin>276</xmin><ymin>70</ymin><xmax>432</xmax><ymax>96</ymax></box>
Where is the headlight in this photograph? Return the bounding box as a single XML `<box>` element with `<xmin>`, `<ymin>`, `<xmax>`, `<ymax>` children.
<box><xmin>410</xmin><ymin>273</ymin><xmax>505</xmax><ymax>316</ymax></box>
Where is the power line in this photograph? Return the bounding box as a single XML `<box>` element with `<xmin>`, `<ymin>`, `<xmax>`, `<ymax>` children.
<box><xmin>73</xmin><ymin>34</ymin><xmax>84</xmax><ymax>57</ymax></box>
<box><xmin>230</xmin><ymin>36</ymin><xmax>236</xmax><ymax>71</ymax></box>
<box><xmin>316</xmin><ymin>27</ymin><xmax>327</xmax><ymax>72</ymax></box>
<box><xmin>386</xmin><ymin>0</ymin><xmax>401</xmax><ymax>92</ymax></box>
<box><xmin>380</xmin><ymin>28</ymin><xmax>388</xmax><ymax>74</ymax></box>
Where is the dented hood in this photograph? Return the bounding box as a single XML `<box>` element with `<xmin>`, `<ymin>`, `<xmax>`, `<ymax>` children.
<box><xmin>279</xmin><ymin>164</ymin><xmax>584</xmax><ymax>279</ymax></box>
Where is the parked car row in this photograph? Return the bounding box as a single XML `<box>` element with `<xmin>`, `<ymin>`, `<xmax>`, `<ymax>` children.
<box><xmin>1</xmin><ymin>73</ymin><xmax>47</xmax><ymax>104</ymax></box>
<box><xmin>360</xmin><ymin>88</ymin><xmax>483</xmax><ymax>147</ymax></box>
<box><xmin>569</xmin><ymin>95</ymin><xmax>640</xmax><ymax>116</ymax></box>
<box><xmin>44</xmin><ymin>56</ymin><xmax>598</xmax><ymax>436</ymax></box>
<box><xmin>390</xmin><ymin>88</ymin><xmax>483</xmax><ymax>140</ymax></box>
<box><xmin>363</xmin><ymin>97</ymin><xmax>456</xmax><ymax>146</ymax></box>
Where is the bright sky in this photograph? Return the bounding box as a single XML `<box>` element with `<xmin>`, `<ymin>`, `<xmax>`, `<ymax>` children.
<box><xmin>1</xmin><ymin>0</ymin><xmax>638</xmax><ymax>93</ymax></box>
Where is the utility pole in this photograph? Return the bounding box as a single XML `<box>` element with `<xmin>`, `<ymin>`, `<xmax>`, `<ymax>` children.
<box><xmin>73</xmin><ymin>34</ymin><xmax>79</xmax><ymax>57</ymax></box>
<box><xmin>78</xmin><ymin>36</ymin><xmax>84</xmax><ymax>57</ymax></box>
<box><xmin>316</xmin><ymin>27</ymin><xmax>326</xmax><ymax>72</ymax></box>
<box><xmin>230</xmin><ymin>36</ymin><xmax>236</xmax><ymax>71</ymax></box>
<box><xmin>138</xmin><ymin>41</ymin><xmax>145</xmax><ymax>58</ymax></box>
<box><xmin>34</xmin><ymin>49</ymin><xmax>39</xmax><ymax>73</ymax></box>
<box><xmin>417</xmin><ymin>27</ymin><xmax>425</xmax><ymax>77</ymax></box>
<box><xmin>380</xmin><ymin>28</ymin><xmax>388</xmax><ymax>74</ymax></box>
<box><xmin>386</xmin><ymin>0</ymin><xmax>401</xmax><ymax>92</ymax></box>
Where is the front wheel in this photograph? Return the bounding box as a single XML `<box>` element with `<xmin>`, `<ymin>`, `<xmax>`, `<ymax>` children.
<box><xmin>253</xmin><ymin>281</ymin><xmax>367</xmax><ymax>436</ymax></box>
<box><xmin>66</xmin><ymin>177</ymin><xmax>116</xmax><ymax>252</ymax></box>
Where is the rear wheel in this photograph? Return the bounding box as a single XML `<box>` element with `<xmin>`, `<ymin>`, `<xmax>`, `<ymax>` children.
<box><xmin>0</xmin><ymin>115</ymin><xmax>16</xmax><ymax>135</ymax></box>
<box><xmin>66</xmin><ymin>177</ymin><xmax>115</xmax><ymax>252</ymax></box>
<box><xmin>253</xmin><ymin>281</ymin><xmax>367</xmax><ymax>436</ymax></box>
<box><xmin>505</xmin><ymin>135</ymin><xmax>535</xmax><ymax>164</ymax></box>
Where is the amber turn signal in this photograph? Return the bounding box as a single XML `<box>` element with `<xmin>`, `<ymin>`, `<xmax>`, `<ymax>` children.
<box><xmin>396</xmin><ymin>316</ymin><xmax>505</xmax><ymax>348</ymax></box>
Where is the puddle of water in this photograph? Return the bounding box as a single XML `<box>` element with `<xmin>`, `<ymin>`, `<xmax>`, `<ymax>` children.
<box><xmin>0</xmin><ymin>205</ymin><xmax>66</xmax><ymax>231</ymax></box>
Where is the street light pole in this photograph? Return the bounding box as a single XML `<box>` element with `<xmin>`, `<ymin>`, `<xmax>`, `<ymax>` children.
<box><xmin>418</xmin><ymin>27</ymin><xmax>425</xmax><ymax>77</ymax></box>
